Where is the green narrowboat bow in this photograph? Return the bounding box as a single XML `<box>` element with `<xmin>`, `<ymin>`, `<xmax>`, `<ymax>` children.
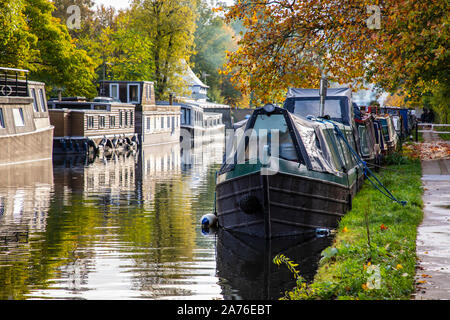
<box><xmin>215</xmin><ymin>103</ymin><xmax>364</xmax><ymax>238</ymax></box>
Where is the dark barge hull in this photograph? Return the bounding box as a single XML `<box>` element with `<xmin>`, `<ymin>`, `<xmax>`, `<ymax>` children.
<box><xmin>216</xmin><ymin>229</ymin><xmax>333</xmax><ymax>299</ymax></box>
<box><xmin>216</xmin><ymin>170</ymin><xmax>357</xmax><ymax>239</ymax></box>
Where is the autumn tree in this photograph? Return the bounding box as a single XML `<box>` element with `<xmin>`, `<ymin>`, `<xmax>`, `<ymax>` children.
<box><xmin>220</xmin><ymin>0</ymin><xmax>449</xmax><ymax>111</ymax></box>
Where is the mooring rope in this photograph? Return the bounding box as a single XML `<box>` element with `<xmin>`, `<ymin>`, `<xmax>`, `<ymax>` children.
<box><xmin>316</xmin><ymin>118</ymin><xmax>407</xmax><ymax>206</ymax></box>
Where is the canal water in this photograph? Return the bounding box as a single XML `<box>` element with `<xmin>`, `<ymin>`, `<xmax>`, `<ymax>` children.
<box><xmin>0</xmin><ymin>140</ymin><xmax>332</xmax><ymax>300</ymax></box>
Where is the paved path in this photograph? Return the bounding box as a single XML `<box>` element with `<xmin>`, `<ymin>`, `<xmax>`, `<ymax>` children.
<box><xmin>414</xmin><ymin>132</ymin><xmax>450</xmax><ymax>299</ymax></box>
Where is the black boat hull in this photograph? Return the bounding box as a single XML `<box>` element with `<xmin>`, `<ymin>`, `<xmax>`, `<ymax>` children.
<box><xmin>216</xmin><ymin>171</ymin><xmax>358</xmax><ymax>238</ymax></box>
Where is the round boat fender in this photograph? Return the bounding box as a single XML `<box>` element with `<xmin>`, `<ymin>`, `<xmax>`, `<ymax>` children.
<box><xmin>131</xmin><ymin>134</ymin><xmax>139</xmax><ymax>145</ymax></box>
<box><xmin>200</xmin><ymin>213</ymin><xmax>218</xmax><ymax>228</ymax></box>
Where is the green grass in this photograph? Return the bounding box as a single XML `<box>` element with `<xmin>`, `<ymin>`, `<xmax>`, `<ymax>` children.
<box><xmin>278</xmin><ymin>155</ymin><xmax>423</xmax><ymax>300</ymax></box>
<box><xmin>434</xmin><ymin>125</ymin><xmax>450</xmax><ymax>140</ymax></box>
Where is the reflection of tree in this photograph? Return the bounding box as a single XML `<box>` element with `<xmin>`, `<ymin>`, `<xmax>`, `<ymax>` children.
<box><xmin>0</xmin><ymin>139</ymin><xmax>225</xmax><ymax>299</ymax></box>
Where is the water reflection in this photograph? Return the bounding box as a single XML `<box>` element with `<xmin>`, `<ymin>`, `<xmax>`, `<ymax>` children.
<box><xmin>216</xmin><ymin>229</ymin><xmax>332</xmax><ymax>300</ymax></box>
<box><xmin>0</xmin><ymin>138</ymin><xmax>331</xmax><ymax>300</ymax></box>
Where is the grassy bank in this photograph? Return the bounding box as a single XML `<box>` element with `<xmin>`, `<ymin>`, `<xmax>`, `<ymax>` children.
<box><xmin>279</xmin><ymin>155</ymin><xmax>423</xmax><ymax>300</ymax></box>
<box><xmin>435</xmin><ymin>125</ymin><xmax>450</xmax><ymax>141</ymax></box>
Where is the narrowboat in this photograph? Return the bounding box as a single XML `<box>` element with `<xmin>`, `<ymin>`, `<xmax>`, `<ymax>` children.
<box><xmin>99</xmin><ymin>80</ymin><xmax>181</xmax><ymax>146</ymax></box>
<box><xmin>215</xmin><ymin>103</ymin><xmax>364</xmax><ymax>238</ymax></box>
<box><xmin>353</xmin><ymin>103</ymin><xmax>382</xmax><ymax>169</ymax></box>
<box><xmin>48</xmin><ymin>96</ymin><xmax>139</xmax><ymax>156</ymax></box>
<box><xmin>174</xmin><ymin>100</ymin><xmax>225</xmax><ymax>146</ymax></box>
<box><xmin>0</xmin><ymin>67</ymin><xmax>54</xmax><ymax>166</ymax></box>
<box><xmin>374</xmin><ymin>114</ymin><xmax>399</xmax><ymax>154</ymax></box>
<box><xmin>381</xmin><ymin>106</ymin><xmax>415</xmax><ymax>138</ymax></box>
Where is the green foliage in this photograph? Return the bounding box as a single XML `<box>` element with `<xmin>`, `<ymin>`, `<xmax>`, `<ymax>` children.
<box><xmin>0</xmin><ymin>0</ymin><xmax>37</xmax><ymax>69</ymax></box>
<box><xmin>0</xmin><ymin>0</ymin><xmax>97</xmax><ymax>97</ymax></box>
<box><xmin>273</xmin><ymin>254</ymin><xmax>301</xmax><ymax>279</ymax></box>
<box><xmin>129</xmin><ymin>0</ymin><xmax>198</xmax><ymax>100</ymax></box>
<box><xmin>191</xmin><ymin>1</ymin><xmax>242</xmax><ymax>105</ymax></box>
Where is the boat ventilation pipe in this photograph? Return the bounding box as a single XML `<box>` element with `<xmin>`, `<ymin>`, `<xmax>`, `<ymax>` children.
<box><xmin>238</xmin><ymin>194</ymin><xmax>261</xmax><ymax>215</ymax></box>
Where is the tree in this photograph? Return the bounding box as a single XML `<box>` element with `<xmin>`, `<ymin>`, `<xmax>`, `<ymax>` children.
<box><xmin>24</xmin><ymin>0</ymin><xmax>97</xmax><ymax>97</ymax></box>
<box><xmin>191</xmin><ymin>0</ymin><xmax>245</xmax><ymax>106</ymax></box>
<box><xmin>51</xmin><ymin>0</ymin><xmax>95</xmax><ymax>38</ymax></box>
<box><xmin>220</xmin><ymin>0</ymin><xmax>449</xmax><ymax>110</ymax></box>
<box><xmin>0</xmin><ymin>0</ymin><xmax>37</xmax><ymax>69</ymax></box>
<box><xmin>129</xmin><ymin>0</ymin><xmax>198</xmax><ymax>100</ymax></box>
<box><xmin>0</xmin><ymin>0</ymin><xmax>97</xmax><ymax>97</ymax></box>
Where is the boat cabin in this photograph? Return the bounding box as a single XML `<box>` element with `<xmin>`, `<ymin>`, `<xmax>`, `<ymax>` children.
<box><xmin>353</xmin><ymin>103</ymin><xmax>382</xmax><ymax>168</ymax></box>
<box><xmin>98</xmin><ymin>80</ymin><xmax>180</xmax><ymax>146</ymax></box>
<box><xmin>48</xmin><ymin>96</ymin><xmax>138</xmax><ymax>155</ymax></box>
<box><xmin>0</xmin><ymin>67</ymin><xmax>54</xmax><ymax>165</ymax></box>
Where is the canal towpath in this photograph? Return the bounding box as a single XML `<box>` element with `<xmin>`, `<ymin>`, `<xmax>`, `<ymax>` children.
<box><xmin>414</xmin><ymin>130</ymin><xmax>450</xmax><ymax>299</ymax></box>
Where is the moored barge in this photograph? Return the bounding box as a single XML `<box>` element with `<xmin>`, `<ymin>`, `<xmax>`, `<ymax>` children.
<box><xmin>0</xmin><ymin>67</ymin><xmax>54</xmax><ymax>166</ymax></box>
<box><xmin>215</xmin><ymin>103</ymin><xmax>364</xmax><ymax>238</ymax></box>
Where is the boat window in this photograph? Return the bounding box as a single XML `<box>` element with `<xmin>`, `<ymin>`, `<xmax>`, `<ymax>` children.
<box><xmin>358</xmin><ymin>126</ymin><xmax>370</xmax><ymax>156</ymax></box>
<box><xmin>39</xmin><ymin>89</ymin><xmax>46</xmax><ymax>112</ymax></box>
<box><xmin>127</xmin><ymin>84</ymin><xmax>139</xmax><ymax>103</ymax></box>
<box><xmin>99</xmin><ymin>116</ymin><xmax>105</xmax><ymax>128</ymax></box>
<box><xmin>146</xmin><ymin>116</ymin><xmax>151</xmax><ymax>131</ymax></box>
<box><xmin>284</xmin><ymin>97</ymin><xmax>349</xmax><ymax>125</ymax></box>
<box><xmin>110</xmin><ymin>83</ymin><xmax>119</xmax><ymax>101</ymax></box>
<box><xmin>246</xmin><ymin>114</ymin><xmax>299</xmax><ymax>162</ymax></box>
<box><xmin>87</xmin><ymin>116</ymin><xmax>95</xmax><ymax>129</ymax></box>
<box><xmin>12</xmin><ymin>108</ymin><xmax>25</xmax><ymax>127</ymax></box>
<box><xmin>31</xmin><ymin>88</ymin><xmax>39</xmax><ymax>112</ymax></box>
<box><xmin>0</xmin><ymin>108</ymin><xmax>5</xmax><ymax>128</ymax></box>
<box><xmin>333</xmin><ymin>131</ymin><xmax>348</xmax><ymax>169</ymax></box>
<box><xmin>380</xmin><ymin>119</ymin><xmax>389</xmax><ymax>141</ymax></box>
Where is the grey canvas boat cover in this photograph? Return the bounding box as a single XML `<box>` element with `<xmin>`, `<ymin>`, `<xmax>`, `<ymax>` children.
<box><xmin>221</xmin><ymin>107</ymin><xmax>344</xmax><ymax>176</ymax></box>
<box><xmin>284</xmin><ymin>88</ymin><xmax>353</xmax><ymax>126</ymax></box>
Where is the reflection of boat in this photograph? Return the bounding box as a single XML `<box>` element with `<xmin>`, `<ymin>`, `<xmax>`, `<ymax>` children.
<box><xmin>0</xmin><ymin>159</ymin><xmax>53</xmax><ymax>238</ymax></box>
<box><xmin>216</xmin><ymin>104</ymin><xmax>364</xmax><ymax>238</ymax></box>
<box><xmin>216</xmin><ymin>229</ymin><xmax>332</xmax><ymax>300</ymax></box>
<box><xmin>0</xmin><ymin>67</ymin><xmax>54</xmax><ymax>166</ymax></box>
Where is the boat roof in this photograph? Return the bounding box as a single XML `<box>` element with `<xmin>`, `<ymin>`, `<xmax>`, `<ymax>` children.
<box><xmin>286</xmin><ymin>88</ymin><xmax>352</xmax><ymax>100</ymax></box>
